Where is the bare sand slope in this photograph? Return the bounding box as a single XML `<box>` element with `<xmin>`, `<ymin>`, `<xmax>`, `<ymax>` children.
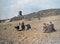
<box><xmin>0</xmin><ymin>15</ymin><xmax>60</xmax><ymax>44</ymax></box>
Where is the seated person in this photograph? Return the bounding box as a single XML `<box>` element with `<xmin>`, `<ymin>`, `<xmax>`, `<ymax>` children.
<box><xmin>49</xmin><ymin>22</ymin><xmax>56</xmax><ymax>32</ymax></box>
<box><xmin>15</xmin><ymin>26</ymin><xmax>20</xmax><ymax>31</ymax></box>
<box><xmin>21</xmin><ymin>21</ymin><xmax>25</xmax><ymax>30</ymax></box>
<box><xmin>26</xmin><ymin>24</ymin><xmax>31</xmax><ymax>30</ymax></box>
<box><xmin>43</xmin><ymin>23</ymin><xmax>47</xmax><ymax>33</ymax></box>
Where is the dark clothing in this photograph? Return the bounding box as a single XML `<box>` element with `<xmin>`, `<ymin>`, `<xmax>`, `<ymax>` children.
<box><xmin>26</xmin><ymin>24</ymin><xmax>31</xmax><ymax>30</ymax></box>
<box><xmin>15</xmin><ymin>26</ymin><xmax>20</xmax><ymax>31</ymax></box>
<box><xmin>46</xmin><ymin>24</ymin><xmax>56</xmax><ymax>33</ymax></box>
<box><xmin>50</xmin><ymin>24</ymin><xmax>56</xmax><ymax>32</ymax></box>
<box><xmin>21</xmin><ymin>22</ymin><xmax>25</xmax><ymax>30</ymax></box>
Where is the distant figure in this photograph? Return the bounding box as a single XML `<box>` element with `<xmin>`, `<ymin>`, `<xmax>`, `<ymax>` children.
<box><xmin>43</xmin><ymin>23</ymin><xmax>47</xmax><ymax>33</ymax></box>
<box><xmin>15</xmin><ymin>26</ymin><xmax>20</xmax><ymax>31</ymax></box>
<box><xmin>26</xmin><ymin>24</ymin><xmax>31</xmax><ymax>30</ymax></box>
<box><xmin>49</xmin><ymin>22</ymin><xmax>56</xmax><ymax>32</ymax></box>
<box><xmin>21</xmin><ymin>21</ymin><xmax>25</xmax><ymax>30</ymax></box>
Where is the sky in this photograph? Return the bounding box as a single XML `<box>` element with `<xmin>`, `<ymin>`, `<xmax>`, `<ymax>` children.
<box><xmin>0</xmin><ymin>0</ymin><xmax>60</xmax><ymax>20</ymax></box>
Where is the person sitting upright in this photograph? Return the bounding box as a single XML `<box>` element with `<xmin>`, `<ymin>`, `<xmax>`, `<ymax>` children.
<box><xmin>49</xmin><ymin>22</ymin><xmax>56</xmax><ymax>32</ymax></box>
<box><xmin>21</xmin><ymin>21</ymin><xmax>25</xmax><ymax>31</ymax></box>
<box><xmin>43</xmin><ymin>23</ymin><xmax>47</xmax><ymax>33</ymax></box>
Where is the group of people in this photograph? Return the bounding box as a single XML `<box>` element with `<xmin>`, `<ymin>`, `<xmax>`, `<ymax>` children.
<box><xmin>15</xmin><ymin>21</ymin><xmax>56</xmax><ymax>33</ymax></box>
<box><xmin>43</xmin><ymin>22</ymin><xmax>56</xmax><ymax>33</ymax></box>
<box><xmin>15</xmin><ymin>21</ymin><xmax>31</xmax><ymax>31</ymax></box>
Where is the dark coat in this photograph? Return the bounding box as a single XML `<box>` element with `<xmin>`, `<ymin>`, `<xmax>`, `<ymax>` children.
<box><xmin>21</xmin><ymin>22</ymin><xmax>25</xmax><ymax>30</ymax></box>
<box><xmin>26</xmin><ymin>24</ymin><xmax>31</xmax><ymax>30</ymax></box>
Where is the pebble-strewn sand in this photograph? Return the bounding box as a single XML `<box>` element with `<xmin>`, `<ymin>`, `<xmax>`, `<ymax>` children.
<box><xmin>0</xmin><ymin>15</ymin><xmax>60</xmax><ymax>44</ymax></box>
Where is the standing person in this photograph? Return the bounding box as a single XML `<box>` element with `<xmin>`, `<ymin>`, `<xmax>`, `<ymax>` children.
<box><xmin>49</xmin><ymin>22</ymin><xmax>56</xmax><ymax>32</ymax></box>
<box><xmin>21</xmin><ymin>21</ymin><xmax>25</xmax><ymax>31</ymax></box>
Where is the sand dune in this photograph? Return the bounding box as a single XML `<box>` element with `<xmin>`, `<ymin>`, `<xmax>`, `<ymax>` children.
<box><xmin>0</xmin><ymin>15</ymin><xmax>60</xmax><ymax>44</ymax></box>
